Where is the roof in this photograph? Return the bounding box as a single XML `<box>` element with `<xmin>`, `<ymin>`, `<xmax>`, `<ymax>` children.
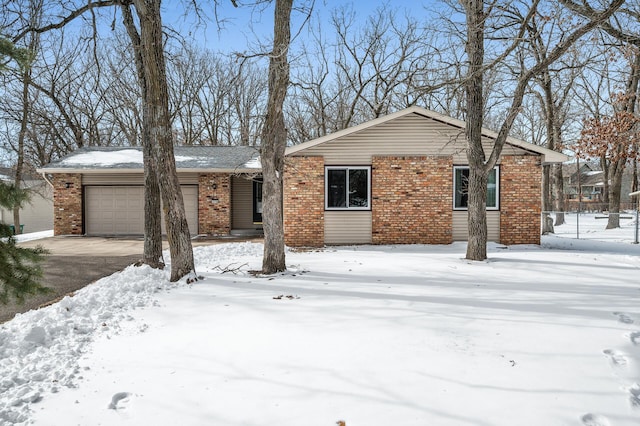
<box><xmin>285</xmin><ymin>106</ymin><xmax>568</xmax><ymax>164</ymax></box>
<box><xmin>37</xmin><ymin>146</ymin><xmax>261</xmax><ymax>174</ymax></box>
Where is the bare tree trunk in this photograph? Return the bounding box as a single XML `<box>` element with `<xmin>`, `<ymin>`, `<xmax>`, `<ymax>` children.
<box><xmin>633</xmin><ymin>155</ymin><xmax>638</xmax><ymax>194</ymax></box>
<box><xmin>541</xmin><ymin>165</ymin><xmax>553</xmax><ymax>234</ymax></box>
<box><xmin>134</xmin><ymin>0</ymin><xmax>194</xmax><ymax>281</ymax></box>
<box><xmin>463</xmin><ymin>0</ymin><xmax>488</xmax><ymax>261</ymax></box>
<box><xmin>540</xmin><ymin>70</ymin><xmax>555</xmax><ymax>233</ymax></box>
<box><xmin>543</xmin><ymin>74</ymin><xmax>566</xmax><ymax>227</ymax></box>
<box><xmin>261</xmin><ymin>0</ymin><xmax>292</xmax><ymax>274</ymax></box>
<box><xmin>607</xmin><ymin>51</ymin><xmax>640</xmax><ymax>229</ymax></box>
<box><xmin>142</xmin><ymin>141</ymin><xmax>164</xmax><ymax>267</ymax></box>
<box><xmin>13</xmin><ymin>67</ymin><xmax>29</xmax><ymax>236</ymax></box>
<box><xmin>13</xmin><ymin>5</ymin><xmax>41</xmax><ymax>235</ymax></box>
<box><xmin>607</xmin><ymin>160</ymin><xmax>624</xmax><ymax>229</ymax></box>
<box><xmin>601</xmin><ymin>154</ymin><xmax>610</xmax><ymax>204</ymax></box>
<box><xmin>552</xmin><ymin>163</ymin><xmax>565</xmax><ymax>225</ymax></box>
<box><xmin>121</xmin><ymin>3</ymin><xmax>163</xmax><ymax>269</ymax></box>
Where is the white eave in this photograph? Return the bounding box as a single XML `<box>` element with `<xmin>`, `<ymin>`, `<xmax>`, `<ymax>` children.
<box><xmin>285</xmin><ymin>106</ymin><xmax>569</xmax><ymax>164</ymax></box>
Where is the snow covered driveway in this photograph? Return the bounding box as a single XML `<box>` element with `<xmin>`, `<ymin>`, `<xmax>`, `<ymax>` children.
<box><xmin>1</xmin><ymin>239</ymin><xmax>639</xmax><ymax>425</ymax></box>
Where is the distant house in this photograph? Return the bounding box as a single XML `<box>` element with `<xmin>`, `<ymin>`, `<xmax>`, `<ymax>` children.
<box><xmin>563</xmin><ymin>162</ymin><xmax>636</xmax><ymax>207</ymax></box>
<box><xmin>39</xmin><ymin>107</ymin><xmax>567</xmax><ymax>246</ymax></box>
<box><xmin>563</xmin><ymin>162</ymin><xmax>605</xmax><ymax>202</ymax></box>
<box><xmin>0</xmin><ymin>167</ymin><xmax>53</xmax><ymax>233</ymax></box>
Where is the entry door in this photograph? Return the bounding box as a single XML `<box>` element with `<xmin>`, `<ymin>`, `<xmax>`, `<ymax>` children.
<box><xmin>253</xmin><ymin>179</ymin><xmax>263</xmax><ymax>224</ymax></box>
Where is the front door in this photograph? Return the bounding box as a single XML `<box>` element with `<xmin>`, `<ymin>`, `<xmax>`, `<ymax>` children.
<box><xmin>253</xmin><ymin>178</ymin><xmax>263</xmax><ymax>224</ymax></box>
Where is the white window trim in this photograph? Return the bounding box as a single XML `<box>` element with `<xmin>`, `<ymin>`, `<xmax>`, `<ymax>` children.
<box><xmin>453</xmin><ymin>166</ymin><xmax>500</xmax><ymax>211</ymax></box>
<box><xmin>325</xmin><ymin>166</ymin><xmax>372</xmax><ymax>211</ymax></box>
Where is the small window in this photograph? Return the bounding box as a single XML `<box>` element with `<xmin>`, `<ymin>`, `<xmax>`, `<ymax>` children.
<box><xmin>453</xmin><ymin>166</ymin><xmax>499</xmax><ymax>210</ymax></box>
<box><xmin>325</xmin><ymin>166</ymin><xmax>371</xmax><ymax>210</ymax></box>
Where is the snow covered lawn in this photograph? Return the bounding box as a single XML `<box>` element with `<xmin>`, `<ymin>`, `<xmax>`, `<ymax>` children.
<box><xmin>2</xmin><ymin>235</ymin><xmax>640</xmax><ymax>425</ymax></box>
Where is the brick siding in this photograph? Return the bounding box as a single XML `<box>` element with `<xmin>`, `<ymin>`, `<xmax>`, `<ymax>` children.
<box><xmin>198</xmin><ymin>173</ymin><xmax>231</xmax><ymax>235</ymax></box>
<box><xmin>372</xmin><ymin>156</ymin><xmax>453</xmax><ymax>244</ymax></box>
<box><xmin>500</xmin><ymin>155</ymin><xmax>542</xmax><ymax>245</ymax></box>
<box><xmin>53</xmin><ymin>173</ymin><xmax>83</xmax><ymax>235</ymax></box>
<box><xmin>283</xmin><ymin>156</ymin><xmax>324</xmax><ymax>247</ymax></box>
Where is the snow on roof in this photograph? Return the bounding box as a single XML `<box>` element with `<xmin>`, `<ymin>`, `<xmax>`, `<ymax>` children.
<box><xmin>585</xmin><ymin>170</ymin><xmax>604</xmax><ymax>176</ymax></box>
<box><xmin>242</xmin><ymin>156</ymin><xmax>261</xmax><ymax>169</ymax></box>
<box><xmin>39</xmin><ymin>146</ymin><xmax>261</xmax><ymax>172</ymax></box>
<box><xmin>60</xmin><ymin>149</ymin><xmax>143</xmax><ymax>167</ymax></box>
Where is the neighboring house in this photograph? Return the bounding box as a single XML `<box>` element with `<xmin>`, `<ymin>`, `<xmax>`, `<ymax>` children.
<box><xmin>38</xmin><ymin>107</ymin><xmax>567</xmax><ymax>246</ymax></box>
<box><xmin>563</xmin><ymin>162</ymin><xmax>636</xmax><ymax>206</ymax></box>
<box><xmin>0</xmin><ymin>167</ymin><xmax>54</xmax><ymax>233</ymax></box>
<box><xmin>563</xmin><ymin>162</ymin><xmax>604</xmax><ymax>202</ymax></box>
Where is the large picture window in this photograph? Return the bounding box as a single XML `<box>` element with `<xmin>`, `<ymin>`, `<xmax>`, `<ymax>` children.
<box><xmin>325</xmin><ymin>166</ymin><xmax>371</xmax><ymax>210</ymax></box>
<box><xmin>453</xmin><ymin>166</ymin><xmax>499</xmax><ymax>210</ymax></box>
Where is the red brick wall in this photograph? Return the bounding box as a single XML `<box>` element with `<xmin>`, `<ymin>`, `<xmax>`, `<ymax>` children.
<box><xmin>53</xmin><ymin>173</ymin><xmax>83</xmax><ymax>235</ymax></box>
<box><xmin>198</xmin><ymin>173</ymin><xmax>231</xmax><ymax>235</ymax></box>
<box><xmin>500</xmin><ymin>155</ymin><xmax>542</xmax><ymax>245</ymax></box>
<box><xmin>283</xmin><ymin>156</ymin><xmax>324</xmax><ymax>247</ymax></box>
<box><xmin>372</xmin><ymin>156</ymin><xmax>453</xmax><ymax>244</ymax></box>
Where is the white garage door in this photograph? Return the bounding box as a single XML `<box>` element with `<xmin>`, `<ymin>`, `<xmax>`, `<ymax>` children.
<box><xmin>85</xmin><ymin>186</ymin><xmax>198</xmax><ymax>235</ymax></box>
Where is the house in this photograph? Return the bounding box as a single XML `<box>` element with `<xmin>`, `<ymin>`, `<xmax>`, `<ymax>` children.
<box><xmin>563</xmin><ymin>161</ymin><xmax>636</xmax><ymax>210</ymax></box>
<box><xmin>0</xmin><ymin>167</ymin><xmax>53</xmax><ymax>233</ymax></box>
<box><xmin>283</xmin><ymin>107</ymin><xmax>566</xmax><ymax>247</ymax></box>
<box><xmin>38</xmin><ymin>107</ymin><xmax>567</xmax><ymax>246</ymax></box>
<box><xmin>37</xmin><ymin>146</ymin><xmax>263</xmax><ymax>236</ymax></box>
<box><xmin>562</xmin><ymin>162</ymin><xmax>604</xmax><ymax>203</ymax></box>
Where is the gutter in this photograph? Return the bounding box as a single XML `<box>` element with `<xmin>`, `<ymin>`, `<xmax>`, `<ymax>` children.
<box><xmin>36</xmin><ymin>167</ymin><xmax>263</xmax><ymax>174</ymax></box>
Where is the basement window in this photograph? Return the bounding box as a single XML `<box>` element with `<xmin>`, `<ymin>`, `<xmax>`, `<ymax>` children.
<box><xmin>325</xmin><ymin>166</ymin><xmax>371</xmax><ymax>210</ymax></box>
<box><xmin>453</xmin><ymin>166</ymin><xmax>499</xmax><ymax>210</ymax></box>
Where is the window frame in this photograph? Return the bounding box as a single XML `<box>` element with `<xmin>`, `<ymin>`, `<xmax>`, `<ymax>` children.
<box><xmin>453</xmin><ymin>165</ymin><xmax>500</xmax><ymax>211</ymax></box>
<box><xmin>325</xmin><ymin>166</ymin><xmax>372</xmax><ymax>211</ymax></box>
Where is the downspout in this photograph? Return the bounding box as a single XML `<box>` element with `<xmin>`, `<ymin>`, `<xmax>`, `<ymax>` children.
<box><xmin>40</xmin><ymin>171</ymin><xmax>54</xmax><ymax>189</ymax></box>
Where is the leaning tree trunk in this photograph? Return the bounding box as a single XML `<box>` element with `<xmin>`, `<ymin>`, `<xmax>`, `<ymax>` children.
<box><xmin>261</xmin><ymin>0</ymin><xmax>292</xmax><ymax>274</ymax></box>
<box><xmin>463</xmin><ymin>0</ymin><xmax>489</xmax><ymax>261</ymax></box>
<box><xmin>121</xmin><ymin>3</ymin><xmax>163</xmax><ymax>269</ymax></box>
<box><xmin>135</xmin><ymin>0</ymin><xmax>194</xmax><ymax>281</ymax></box>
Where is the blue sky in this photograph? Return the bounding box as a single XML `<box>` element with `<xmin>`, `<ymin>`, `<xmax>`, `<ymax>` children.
<box><xmin>161</xmin><ymin>0</ymin><xmax>437</xmax><ymax>54</ymax></box>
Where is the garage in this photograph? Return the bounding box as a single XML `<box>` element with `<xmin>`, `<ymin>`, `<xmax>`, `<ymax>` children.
<box><xmin>85</xmin><ymin>185</ymin><xmax>198</xmax><ymax>235</ymax></box>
